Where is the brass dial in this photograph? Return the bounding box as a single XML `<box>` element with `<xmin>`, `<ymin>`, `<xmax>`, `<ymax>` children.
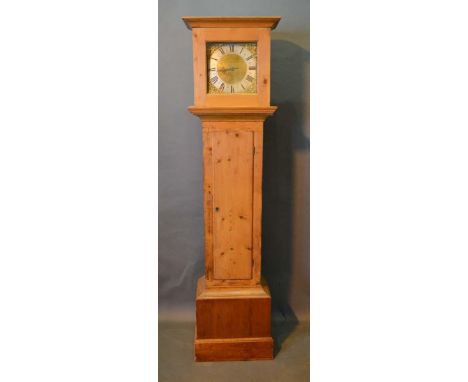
<box><xmin>207</xmin><ymin>42</ymin><xmax>257</xmax><ymax>94</ymax></box>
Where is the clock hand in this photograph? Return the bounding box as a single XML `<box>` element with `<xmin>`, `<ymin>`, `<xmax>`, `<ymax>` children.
<box><xmin>218</xmin><ymin>66</ymin><xmax>239</xmax><ymax>73</ymax></box>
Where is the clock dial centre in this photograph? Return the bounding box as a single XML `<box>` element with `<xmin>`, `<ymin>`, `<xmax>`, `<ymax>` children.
<box><xmin>217</xmin><ymin>54</ymin><xmax>247</xmax><ymax>84</ymax></box>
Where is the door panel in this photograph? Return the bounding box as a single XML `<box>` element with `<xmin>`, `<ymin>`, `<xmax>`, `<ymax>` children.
<box><xmin>211</xmin><ymin>130</ymin><xmax>253</xmax><ymax>280</ymax></box>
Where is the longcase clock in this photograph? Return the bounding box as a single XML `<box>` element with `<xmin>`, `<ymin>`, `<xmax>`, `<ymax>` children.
<box><xmin>182</xmin><ymin>16</ymin><xmax>281</xmax><ymax>362</ymax></box>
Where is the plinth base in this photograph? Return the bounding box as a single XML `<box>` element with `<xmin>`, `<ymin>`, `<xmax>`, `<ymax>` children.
<box><xmin>194</xmin><ymin>277</ymin><xmax>273</xmax><ymax>362</ymax></box>
<box><xmin>195</xmin><ymin>337</ymin><xmax>273</xmax><ymax>362</ymax></box>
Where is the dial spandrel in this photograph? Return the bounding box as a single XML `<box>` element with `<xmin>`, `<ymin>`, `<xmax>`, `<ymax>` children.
<box><xmin>207</xmin><ymin>42</ymin><xmax>257</xmax><ymax>94</ymax></box>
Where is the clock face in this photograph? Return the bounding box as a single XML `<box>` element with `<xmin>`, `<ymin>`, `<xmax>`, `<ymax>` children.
<box><xmin>207</xmin><ymin>42</ymin><xmax>257</xmax><ymax>94</ymax></box>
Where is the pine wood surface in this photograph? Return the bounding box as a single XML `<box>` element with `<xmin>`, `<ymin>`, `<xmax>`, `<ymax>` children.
<box><xmin>194</xmin><ymin>337</ymin><xmax>273</xmax><ymax>362</ymax></box>
<box><xmin>200</xmin><ymin>120</ymin><xmax>266</xmax><ymax>287</ymax></box>
<box><xmin>212</xmin><ymin>130</ymin><xmax>254</xmax><ymax>280</ymax></box>
<box><xmin>182</xmin><ymin>16</ymin><xmax>281</xmax><ymax>30</ymax></box>
<box><xmin>185</xmin><ymin>16</ymin><xmax>281</xmax><ymax>362</ymax></box>
<box><xmin>195</xmin><ymin>277</ymin><xmax>273</xmax><ymax>361</ymax></box>
<box><xmin>191</xmin><ymin>28</ymin><xmax>271</xmax><ymax>107</ymax></box>
<box><xmin>196</xmin><ymin>276</ymin><xmax>271</xmax><ymax>299</ymax></box>
<box><xmin>188</xmin><ymin>106</ymin><xmax>277</xmax><ymax>121</ymax></box>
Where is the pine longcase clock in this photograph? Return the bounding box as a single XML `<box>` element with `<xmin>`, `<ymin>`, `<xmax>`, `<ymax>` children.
<box><xmin>182</xmin><ymin>16</ymin><xmax>280</xmax><ymax>362</ymax></box>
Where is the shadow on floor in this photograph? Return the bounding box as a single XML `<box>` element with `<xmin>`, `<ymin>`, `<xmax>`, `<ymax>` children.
<box><xmin>159</xmin><ymin>320</ymin><xmax>309</xmax><ymax>382</ymax></box>
<box><xmin>262</xmin><ymin>38</ymin><xmax>309</xmax><ymax>356</ymax></box>
<box><xmin>271</xmin><ymin>305</ymin><xmax>300</xmax><ymax>357</ymax></box>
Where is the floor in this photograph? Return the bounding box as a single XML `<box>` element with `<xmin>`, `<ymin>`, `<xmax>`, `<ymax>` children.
<box><xmin>158</xmin><ymin>320</ymin><xmax>309</xmax><ymax>382</ymax></box>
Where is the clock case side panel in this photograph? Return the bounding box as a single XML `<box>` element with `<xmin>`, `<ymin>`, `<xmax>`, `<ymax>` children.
<box><xmin>211</xmin><ymin>129</ymin><xmax>254</xmax><ymax>281</ymax></box>
<box><xmin>192</xmin><ymin>28</ymin><xmax>271</xmax><ymax>108</ymax></box>
<box><xmin>202</xmin><ymin>121</ymin><xmax>263</xmax><ymax>288</ymax></box>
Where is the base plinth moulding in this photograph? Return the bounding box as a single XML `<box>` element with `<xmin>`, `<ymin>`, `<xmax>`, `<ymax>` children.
<box><xmin>194</xmin><ymin>336</ymin><xmax>273</xmax><ymax>362</ymax></box>
<box><xmin>194</xmin><ymin>277</ymin><xmax>274</xmax><ymax>361</ymax></box>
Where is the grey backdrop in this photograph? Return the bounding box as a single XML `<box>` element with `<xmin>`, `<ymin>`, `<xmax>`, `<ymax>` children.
<box><xmin>159</xmin><ymin>0</ymin><xmax>309</xmax><ymax>322</ymax></box>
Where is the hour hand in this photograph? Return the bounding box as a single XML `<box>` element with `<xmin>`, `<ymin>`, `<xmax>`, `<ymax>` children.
<box><xmin>218</xmin><ymin>66</ymin><xmax>238</xmax><ymax>73</ymax></box>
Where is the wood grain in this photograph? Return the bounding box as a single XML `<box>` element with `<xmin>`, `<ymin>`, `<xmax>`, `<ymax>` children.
<box><xmin>194</xmin><ymin>337</ymin><xmax>273</xmax><ymax>362</ymax></box>
<box><xmin>201</xmin><ymin>121</ymin><xmax>268</xmax><ymax>287</ymax></box>
<box><xmin>195</xmin><ymin>277</ymin><xmax>271</xmax><ymax>339</ymax></box>
<box><xmin>185</xmin><ymin>17</ymin><xmax>279</xmax><ymax>362</ymax></box>
<box><xmin>196</xmin><ymin>276</ymin><xmax>271</xmax><ymax>299</ymax></box>
<box><xmin>196</xmin><ymin>297</ymin><xmax>271</xmax><ymax>339</ymax></box>
<box><xmin>252</xmin><ymin>128</ymin><xmax>264</xmax><ymax>282</ymax></box>
<box><xmin>202</xmin><ymin>130</ymin><xmax>214</xmax><ymax>281</ymax></box>
<box><xmin>195</xmin><ymin>277</ymin><xmax>273</xmax><ymax>361</ymax></box>
<box><xmin>188</xmin><ymin>106</ymin><xmax>277</xmax><ymax>121</ymax></box>
<box><xmin>190</xmin><ymin>27</ymin><xmax>272</xmax><ymax>107</ymax></box>
<box><xmin>182</xmin><ymin>16</ymin><xmax>281</xmax><ymax>30</ymax></box>
<box><xmin>212</xmin><ymin>130</ymin><xmax>253</xmax><ymax>280</ymax></box>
